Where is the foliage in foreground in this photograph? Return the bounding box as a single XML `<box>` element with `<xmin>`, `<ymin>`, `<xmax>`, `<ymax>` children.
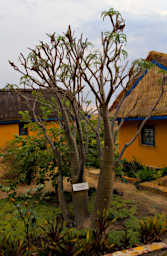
<box><xmin>0</xmin><ymin>186</ymin><xmax>167</xmax><ymax>256</ymax></box>
<box><xmin>0</xmin><ymin>203</ymin><xmax>167</xmax><ymax>255</ymax></box>
<box><xmin>0</xmin><ymin>202</ymin><xmax>115</xmax><ymax>256</ymax></box>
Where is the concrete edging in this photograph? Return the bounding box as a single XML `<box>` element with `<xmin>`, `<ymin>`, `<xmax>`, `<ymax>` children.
<box><xmin>104</xmin><ymin>241</ymin><xmax>167</xmax><ymax>256</ymax></box>
<box><xmin>139</xmin><ymin>181</ymin><xmax>167</xmax><ymax>196</ymax></box>
<box><xmin>122</xmin><ymin>175</ymin><xmax>167</xmax><ymax>197</ymax></box>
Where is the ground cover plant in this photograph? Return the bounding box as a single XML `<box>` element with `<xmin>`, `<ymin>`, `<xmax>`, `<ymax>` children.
<box><xmin>116</xmin><ymin>159</ymin><xmax>167</xmax><ymax>182</ymax></box>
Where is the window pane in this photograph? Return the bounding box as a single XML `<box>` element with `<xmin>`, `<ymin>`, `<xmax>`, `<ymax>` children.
<box><xmin>141</xmin><ymin>126</ymin><xmax>154</xmax><ymax>146</ymax></box>
<box><xmin>19</xmin><ymin>123</ymin><xmax>28</xmax><ymax>136</ymax></box>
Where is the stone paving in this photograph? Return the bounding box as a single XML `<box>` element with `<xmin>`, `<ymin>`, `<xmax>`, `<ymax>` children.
<box><xmin>105</xmin><ymin>241</ymin><xmax>167</xmax><ymax>256</ymax></box>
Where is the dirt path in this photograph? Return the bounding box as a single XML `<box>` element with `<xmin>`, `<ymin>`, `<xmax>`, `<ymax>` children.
<box><xmin>114</xmin><ymin>181</ymin><xmax>167</xmax><ymax>216</ymax></box>
<box><xmin>0</xmin><ymin>167</ymin><xmax>167</xmax><ymax>216</ymax></box>
<box><xmin>86</xmin><ymin>172</ymin><xmax>167</xmax><ymax>216</ymax></box>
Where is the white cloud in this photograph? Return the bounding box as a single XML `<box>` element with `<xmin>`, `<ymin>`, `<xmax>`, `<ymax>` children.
<box><xmin>156</xmin><ymin>10</ymin><xmax>167</xmax><ymax>16</ymax></box>
<box><xmin>0</xmin><ymin>0</ymin><xmax>167</xmax><ymax>87</ymax></box>
<box><xmin>107</xmin><ymin>0</ymin><xmax>167</xmax><ymax>16</ymax></box>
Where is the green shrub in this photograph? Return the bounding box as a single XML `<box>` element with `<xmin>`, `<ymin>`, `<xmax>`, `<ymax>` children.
<box><xmin>137</xmin><ymin>167</ymin><xmax>164</xmax><ymax>182</ymax></box>
<box><xmin>123</xmin><ymin>159</ymin><xmax>144</xmax><ymax>178</ymax></box>
<box><xmin>1</xmin><ymin>135</ymin><xmax>55</xmax><ymax>185</ymax></box>
<box><xmin>115</xmin><ymin>159</ymin><xmax>144</xmax><ymax>178</ymax></box>
<box><xmin>137</xmin><ymin>167</ymin><xmax>154</xmax><ymax>182</ymax></box>
<box><xmin>116</xmin><ymin>159</ymin><xmax>167</xmax><ymax>182</ymax></box>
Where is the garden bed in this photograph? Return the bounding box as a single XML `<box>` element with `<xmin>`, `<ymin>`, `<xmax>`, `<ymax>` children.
<box><xmin>1</xmin><ymin>167</ymin><xmax>167</xmax><ymax>255</ymax></box>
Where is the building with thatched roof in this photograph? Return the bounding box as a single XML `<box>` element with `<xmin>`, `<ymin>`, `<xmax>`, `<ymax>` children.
<box><xmin>113</xmin><ymin>51</ymin><xmax>167</xmax><ymax>168</ymax></box>
<box><xmin>0</xmin><ymin>89</ymin><xmax>58</xmax><ymax>148</ymax></box>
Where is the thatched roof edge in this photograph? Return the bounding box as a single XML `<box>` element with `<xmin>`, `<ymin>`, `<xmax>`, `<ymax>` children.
<box><xmin>110</xmin><ymin>51</ymin><xmax>167</xmax><ymax>118</ymax></box>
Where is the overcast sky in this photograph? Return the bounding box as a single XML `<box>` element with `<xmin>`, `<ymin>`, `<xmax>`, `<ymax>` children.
<box><xmin>1</xmin><ymin>0</ymin><xmax>167</xmax><ymax>88</ymax></box>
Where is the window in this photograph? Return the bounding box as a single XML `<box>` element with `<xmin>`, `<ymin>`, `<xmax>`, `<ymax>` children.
<box><xmin>19</xmin><ymin>123</ymin><xmax>28</xmax><ymax>136</ymax></box>
<box><xmin>141</xmin><ymin>125</ymin><xmax>155</xmax><ymax>146</ymax></box>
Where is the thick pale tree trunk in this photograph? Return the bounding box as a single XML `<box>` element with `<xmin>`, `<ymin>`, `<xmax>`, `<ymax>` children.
<box><xmin>94</xmin><ymin>107</ymin><xmax>115</xmax><ymax>216</ymax></box>
<box><xmin>71</xmin><ymin>155</ymin><xmax>89</xmax><ymax>228</ymax></box>
<box><xmin>72</xmin><ymin>190</ymin><xmax>89</xmax><ymax>227</ymax></box>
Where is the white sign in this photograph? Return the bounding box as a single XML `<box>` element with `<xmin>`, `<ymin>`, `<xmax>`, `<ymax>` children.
<box><xmin>72</xmin><ymin>182</ymin><xmax>89</xmax><ymax>192</ymax></box>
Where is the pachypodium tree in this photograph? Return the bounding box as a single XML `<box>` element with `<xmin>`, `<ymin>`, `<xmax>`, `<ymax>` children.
<box><xmin>9</xmin><ymin>8</ymin><xmax>164</xmax><ymax>227</ymax></box>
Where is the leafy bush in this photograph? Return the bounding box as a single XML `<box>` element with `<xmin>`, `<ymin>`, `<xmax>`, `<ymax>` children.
<box><xmin>82</xmin><ymin>210</ymin><xmax>115</xmax><ymax>255</ymax></box>
<box><xmin>1</xmin><ymin>135</ymin><xmax>55</xmax><ymax>185</ymax></box>
<box><xmin>137</xmin><ymin>167</ymin><xmax>159</xmax><ymax>182</ymax></box>
<box><xmin>120</xmin><ymin>159</ymin><xmax>144</xmax><ymax>178</ymax></box>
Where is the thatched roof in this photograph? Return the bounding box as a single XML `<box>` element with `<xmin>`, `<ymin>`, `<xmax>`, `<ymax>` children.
<box><xmin>112</xmin><ymin>51</ymin><xmax>167</xmax><ymax>119</ymax></box>
<box><xmin>0</xmin><ymin>89</ymin><xmax>57</xmax><ymax>122</ymax></box>
<box><xmin>0</xmin><ymin>89</ymin><xmax>31</xmax><ymax>121</ymax></box>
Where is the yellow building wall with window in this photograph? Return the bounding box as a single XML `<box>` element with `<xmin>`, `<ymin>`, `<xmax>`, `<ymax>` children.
<box><xmin>119</xmin><ymin>119</ymin><xmax>167</xmax><ymax>168</ymax></box>
<box><xmin>0</xmin><ymin>121</ymin><xmax>58</xmax><ymax>149</ymax></box>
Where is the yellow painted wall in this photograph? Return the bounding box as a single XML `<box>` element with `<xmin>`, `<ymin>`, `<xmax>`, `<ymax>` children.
<box><xmin>0</xmin><ymin>124</ymin><xmax>18</xmax><ymax>148</ymax></box>
<box><xmin>119</xmin><ymin>120</ymin><xmax>167</xmax><ymax>168</ymax></box>
<box><xmin>0</xmin><ymin>122</ymin><xmax>58</xmax><ymax>149</ymax></box>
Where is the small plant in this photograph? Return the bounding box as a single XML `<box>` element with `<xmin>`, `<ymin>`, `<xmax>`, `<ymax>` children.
<box><xmin>108</xmin><ymin>195</ymin><xmax>137</xmax><ymax>220</ymax></box>
<box><xmin>107</xmin><ymin>195</ymin><xmax>141</xmax><ymax>250</ymax></box>
<box><xmin>11</xmin><ymin>199</ymin><xmax>38</xmax><ymax>251</ymax></box>
<box><xmin>108</xmin><ymin>223</ymin><xmax>140</xmax><ymax>251</ymax></box>
<box><xmin>38</xmin><ymin>215</ymin><xmax>85</xmax><ymax>256</ymax></box>
<box><xmin>81</xmin><ymin>210</ymin><xmax>115</xmax><ymax>256</ymax></box>
<box><xmin>0</xmin><ymin>183</ymin><xmax>39</xmax><ymax>253</ymax></box>
<box><xmin>139</xmin><ymin>214</ymin><xmax>167</xmax><ymax>243</ymax></box>
<box><xmin>38</xmin><ymin>210</ymin><xmax>115</xmax><ymax>256</ymax></box>
<box><xmin>0</xmin><ymin>234</ymin><xmax>27</xmax><ymax>256</ymax></box>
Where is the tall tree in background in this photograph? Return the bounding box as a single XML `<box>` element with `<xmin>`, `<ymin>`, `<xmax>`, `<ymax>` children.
<box><xmin>9</xmin><ymin>8</ymin><xmax>164</xmax><ymax>226</ymax></box>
